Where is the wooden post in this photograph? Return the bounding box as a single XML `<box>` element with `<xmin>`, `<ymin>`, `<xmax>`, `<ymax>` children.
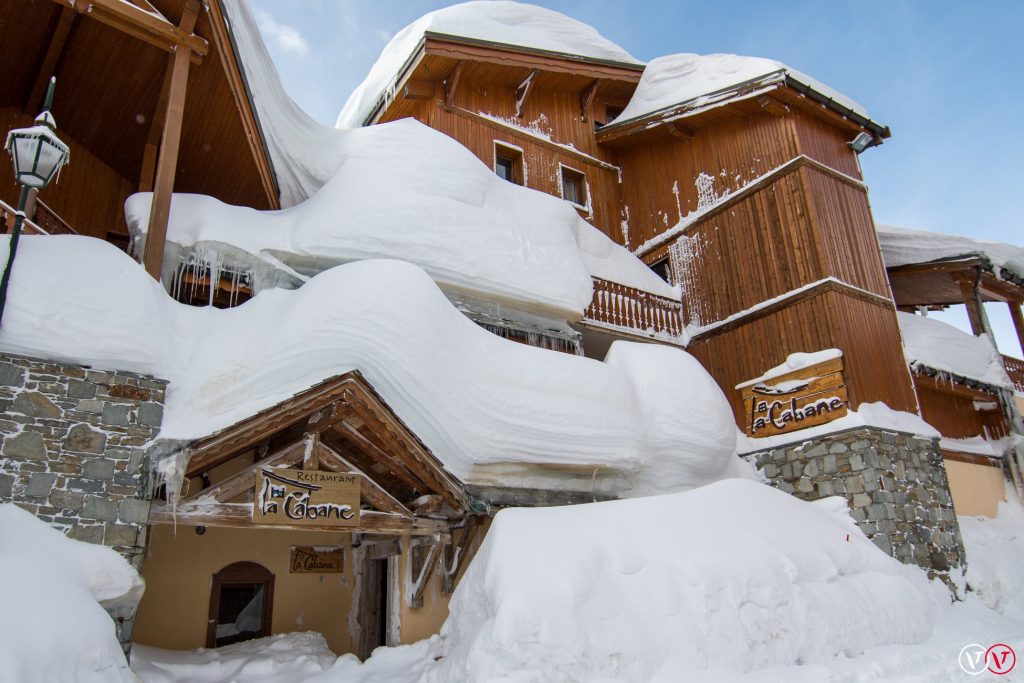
<box><xmin>142</xmin><ymin>43</ymin><xmax>190</xmax><ymax>280</ymax></box>
<box><xmin>1010</xmin><ymin>300</ymin><xmax>1024</xmax><ymax>355</ymax></box>
<box><xmin>958</xmin><ymin>275</ymin><xmax>985</xmax><ymax>336</ymax></box>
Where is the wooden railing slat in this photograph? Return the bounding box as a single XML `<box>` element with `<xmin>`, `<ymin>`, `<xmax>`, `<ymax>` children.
<box><xmin>584</xmin><ymin>276</ymin><xmax>684</xmax><ymax>340</ymax></box>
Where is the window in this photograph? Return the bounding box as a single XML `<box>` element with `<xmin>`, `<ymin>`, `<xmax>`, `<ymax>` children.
<box><xmin>605</xmin><ymin>104</ymin><xmax>624</xmax><ymax>122</ymax></box>
<box><xmin>649</xmin><ymin>257</ymin><xmax>672</xmax><ymax>284</ymax></box>
<box><xmin>207</xmin><ymin>562</ymin><xmax>275</xmax><ymax>648</ymax></box>
<box><xmin>560</xmin><ymin>165</ymin><xmax>587</xmax><ymax>209</ymax></box>
<box><xmin>493</xmin><ymin>143</ymin><xmax>523</xmax><ymax>185</ymax></box>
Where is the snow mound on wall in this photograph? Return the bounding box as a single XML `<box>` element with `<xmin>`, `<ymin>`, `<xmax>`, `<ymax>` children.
<box><xmin>898</xmin><ymin>311</ymin><xmax>1012</xmax><ymax>389</ymax></box>
<box><xmin>0</xmin><ymin>237</ymin><xmax>729</xmax><ymax>495</ymax></box>
<box><xmin>126</xmin><ymin>118</ymin><xmax>678</xmax><ymax>313</ymax></box>
<box><xmin>878</xmin><ymin>224</ymin><xmax>1024</xmax><ymax>278</ymax></box>
<box><xmin>614</xmin><ymin>53</ymin><xmax>868</xmax><ymax>124</ymax></box>
<box><xmin>0</xmin><ymin>504</ymin><xmax>142</xmax><ymax>683</ymax></box>
<box><xmin>337</xmin><ymin>1</ymin><xmax>641</xmax><ymax>129</ymax></box>
<box><xmin>430</xmin><ymin>479</ymin><xmax>938</xmax><ymax>681</ymax></box>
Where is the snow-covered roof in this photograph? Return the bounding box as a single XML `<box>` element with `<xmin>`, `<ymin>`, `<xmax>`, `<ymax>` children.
<box><xmin>611</xmin><ymin>53</ymin><xmax>870</xmax><ymax>127</ymax></box>
<box><xmin>0</xmin><ymin>237</ymin><xmax>733</xmax><ymax>496</ymax></box>
<box><xmin>878</xmin><ymin>224</ymin><xmax>1024</xmax><ymax>282</ymax></box>
<box><xmin>336</xmin><ymin>1</ymin><xmax>642</xmax><ymax>129</ymax></box>
<box><xmin>897</xmin><ymin>311</ymin><xmax>1013</xmax><ymax>390</ymax></box>
<box><xmin>126</xmin><ymin>117</ymin><xmax>677</xmax><ymax>317</ymax></box>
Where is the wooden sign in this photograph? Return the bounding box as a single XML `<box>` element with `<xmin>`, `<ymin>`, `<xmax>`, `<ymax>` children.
<box><xmin>254</xmin><ymin>468</ymin><xmax>361</xmax><ymax>527</ymax></box>
<box><xmin>289</xmin><ymin>546</ymin><xmax>344</xmax><ymax>574</ymax></box>
<box><xmin>738</xmin><ymin>354</ymin><xmax>848</xmax><ymax>437</ymax></box>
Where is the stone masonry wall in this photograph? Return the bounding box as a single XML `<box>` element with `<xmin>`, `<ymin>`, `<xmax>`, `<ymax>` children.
<box><xmin>745</xmin><ymin>426</ymin><xmax>964</xmax><ymax>578</ymax></box>
<box><xmin>0</xmin><ymin>352</ymin><xmax>167</xmax><ymax>649</ymax></box>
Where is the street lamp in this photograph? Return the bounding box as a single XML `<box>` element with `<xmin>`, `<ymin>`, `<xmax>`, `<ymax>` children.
<box><xmin>0</xmin><ymin>77</ymin><xmax>70</xmax><ymax>326</ymax></box>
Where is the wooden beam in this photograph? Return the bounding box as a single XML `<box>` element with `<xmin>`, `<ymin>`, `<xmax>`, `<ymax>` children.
<box><xmin>1009</xmin><ymin>301</ymin><xmax>1024</xmax><ymax>355</ymax></box>
<box><xmin>515</xmin><ymin>68</ymin><xmax>539</xmax><ymax>118</ymax></box>
<box><xmin>958</xmin><ymin>275</ymin><xmax>986</xmax><ymax>336</ymax></box>
<box><xmin>138</xmin><ymin>57</ymin><xmax>175</xmax><ymax>192</ymax></box>
<box><xmin>302</xmin><ymin>432</ymin><xmax>319</xmax><ymax>470</ymax></box>
<box><xmin>442</xmin><ymin>522</ymin><xmax>480</xmax><ymax>594</ymax></box>
<box><xmin>142</xmin><ymin>41</ymin><xmax>190</xmax><ymax>280</ymax></box>
<box><xmin>185</xmin><ymin>439</ymin><xmax>308</xmax><ymax>503</ymax></box>
<box><xmin>25</xmin><ymin>6</ymin><xmax>76</xmax><ymax>114</ymax></box>
<box><xmin>758</xmin><ymin>94</ymin><xmax>791</xmax><ymax>117</ymax></box>
<box><xmin>315</xmin><ymin>442</ymin><xmax>414</xmax><ymax>517</ymax></box>
<box><xmin>334</xmin><ymin>421</ymin><xmax>427</xmax><ymax>495</ymax></box>
<box><xmin>444</xmin><ymin>61</ymin><xmax>464</xmax><ymax>108</ymax></box>
<box><xmin>913</xmin><ymin>372</ymin><xmax>999</xmax><ymax>402</ymax></box>
<box><xmin>56</xmin><ymin>0</ymin><xmax>208</xmax><ymax>61</ymax></box>
<box><xmin>149</xmin><ymin>501</ymin><xmax>447</xmax><ymax>535</ymax></box>
<box><xmin>408</xmin><ymin>541</ymin><xmax>443</xmax><ymax>607</ymax></box>
<box><xmin>666</xmin><ymin>121</ymin><xmax>694</xmax><ymax>140</ymax></box>
<box><xmin>403</xmin><ymin>80</ymin><xmax>435</xmax><ymax>100</ymax></box>
<box><xmin>306</xmin><ymin>400</ymin><xmax>349</xmax><ymax>433</ymax></box>
<box><xmin>579</xmin><ymin>79</ymin><xmax>598</xmax><ymax>122</ymax></box>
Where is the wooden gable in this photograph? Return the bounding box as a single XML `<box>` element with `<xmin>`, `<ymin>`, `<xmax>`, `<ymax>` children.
<box><xmin>150</xmin><ymin>371</ymin><xmax>469</xmax><ymax>536</ymax></box>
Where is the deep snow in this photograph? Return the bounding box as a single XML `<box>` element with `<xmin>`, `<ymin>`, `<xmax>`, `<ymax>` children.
<box><xmin>0</xmin><ymin>236</ymin><xmax>735</xmax><ymax>496</ymax></box>
<box><xmin>877</xmin><ymin>224</ymin><xmax>1024</xmax><ymax>278</ymax></box>
<box><xmin>898</xmin><ymin>311</ymin><xmax>1013</xmax><ymax>389</ymax></box>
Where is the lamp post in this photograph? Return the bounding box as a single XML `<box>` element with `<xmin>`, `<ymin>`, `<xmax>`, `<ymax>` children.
<box><xmin>0</xmin><ymin>77</ymin><xmax>70</xmax><ymax>326</ymax></box>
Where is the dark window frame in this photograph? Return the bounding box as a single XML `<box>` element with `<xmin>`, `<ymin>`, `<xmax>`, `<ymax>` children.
<box><xmin>560</xmin><ymin>164</ymin><xmax>588</xmax><ymax>210</ymax></box>
<box><xmin>493</xmin><ymin>142</ymin><xmax>524</xmax><ymax>186</ymax></box>
<box><xmin>206</xmin><ymin>561</ymin><xmax>275</xmax><ymax>648</ymax></box>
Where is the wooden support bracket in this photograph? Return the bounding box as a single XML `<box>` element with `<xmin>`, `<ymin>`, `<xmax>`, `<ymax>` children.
<box><xmin>579</xmin><ymin>79</ymin><xmax>599</xmax><ymax>122</ymax></box>
<box><xmin>408</xmin><ymin>540</ymin><xmax>443</xmax><ymax>608</ymax></box>
<box><xmin>445</xmin><ymin>61</ymin><xmax>464</xmax><ymax>108</ymax></box>
<box><xmin>516</xmin><ymin>68</ymin><xmax>539</xmax><ymax>118</ymax></box>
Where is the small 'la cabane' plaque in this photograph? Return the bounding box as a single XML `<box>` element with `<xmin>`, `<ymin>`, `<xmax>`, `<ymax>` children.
<box><xmin>738</xmin><ymin>353</ymin><xmax>849</xmax><ymax>438</ymax></box>
<box><xmin>289</xmin><ymin>546</ymin><xmax>344</xmax><ymax>574</ymax></box>
<box><xmin>254</xmin><ymin>468</ymin><xmax>361</xmax><ymax>527</ymax></box>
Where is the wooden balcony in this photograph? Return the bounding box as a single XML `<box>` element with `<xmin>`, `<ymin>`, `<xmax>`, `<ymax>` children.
<box><xmin>1004</xmin><ymin>355</ymin><xmax>1024</xmax><ymax>394</ymax></box>
<box><xmin>584</xmin><ymin>277</ymin><xmax>684</xmax><ymax>340</ymax></box>
<box><xmin>1</xmin><ymin>197</ymin><xmax>77</xmax><ymax>236</ymax></box>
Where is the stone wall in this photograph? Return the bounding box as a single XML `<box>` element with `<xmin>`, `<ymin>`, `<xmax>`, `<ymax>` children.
<box><xmin>744</xmin><ymin>426</ymin><xmax>964</xmax><ymax>578</ymax></box>
<box><xmin>0</xmin><ymin>352</ymin><xmax>167</xmax><ymax>650</ymax></box>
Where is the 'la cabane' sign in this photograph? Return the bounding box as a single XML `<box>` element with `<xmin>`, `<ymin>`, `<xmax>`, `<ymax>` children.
<box><xmin>254</xmin><ymin>468</ymin><xmax>361</xmax><ymax>527</ymax></box>
<box><xmin>737</xmin><ymin>352</ymin><xmax>848</xmax><ymax>437</ymax></box>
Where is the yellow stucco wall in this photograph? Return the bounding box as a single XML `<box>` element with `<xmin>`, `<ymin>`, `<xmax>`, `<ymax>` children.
<box><xmin>944</xmin><ymin>458</ymin><xmax>1006</xmax><ymax>518</ymax></box>
<box><xmin>134</xmin><ymin>525</ymin><xmax>356</xmax><ymax>653</ymax></box>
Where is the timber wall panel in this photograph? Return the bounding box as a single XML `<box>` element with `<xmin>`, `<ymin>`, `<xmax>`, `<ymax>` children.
<box><xmin>615</xmin><ymin>113</ymin><xmax>800</xmax><ymax>250</ymax></box>
<box><xmin>689</xmin><ymin>290</ymin><xmax>917</xmax><ymax>424</ymax></box>
<box><xmin>674</xmin><ymin>171</ymin><xmax>822</xmax><ymax>328</ymax></box>
<box><xmin>791</xmin><ymin>109</ymin><xmax>862</xmax><ymax>179</ymax></box>
<box><xmin>916</xmin><ymin>385</ymin><xmax>1009</xmax><ymax>441</ymax></box>
<box><xmin>0</xmin><ymin>107</ymin><xmax>132</xmax><ymax>238</ymax></box>
<box><xmin>802</xmin><ymin>169</ymin><xmax>892</xmax><ymax>298</ymax></box>
<box><xmin>423</xmin><ymin>99</ymin><xmax>623</xmax><ymax>240</ymax></box>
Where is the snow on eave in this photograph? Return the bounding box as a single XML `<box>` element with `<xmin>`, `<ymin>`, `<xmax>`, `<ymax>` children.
<box><xmin>601</xmin><ymin>70</ymin><xmax>889</xmax><ymax>143</ymax></box>
<box><xmin>878</xmin><ymin>225</ymin><xmax>1024</xmax><ymax>286</ymax></box>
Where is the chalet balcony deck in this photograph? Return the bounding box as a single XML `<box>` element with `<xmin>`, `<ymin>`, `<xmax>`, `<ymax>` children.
<box><xmin>583</xmin><ymin>277</ymin><xmax>685</xmax><ymax>342</ymax></box>
<box><xmin>1004</xmin><ymin>355</ymin><xmax>1024</xmax><ymax>394</ymax></box>
<box><xmin>1</xmin><ymin>198</ymin><xmax>77</xmax><ymax>237</ymax></box>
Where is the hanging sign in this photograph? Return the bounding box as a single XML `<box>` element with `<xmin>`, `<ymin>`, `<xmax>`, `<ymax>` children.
<box><xmin>737</xmin><ymin>353</ymin><xmax>848</xmax><ymax>437</ymax></box>
<box><xmin>254</xmin><ymin>468</ymin><xmax>361</xmax><ymax>527</ymax></box>
<box><xmin>289</xmin><ymin>546</ymin><xmax>344</xmax><ymax>574</ymax></box>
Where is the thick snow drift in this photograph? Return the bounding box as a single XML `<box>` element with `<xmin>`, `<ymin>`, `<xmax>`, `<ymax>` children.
<box><xmin>337</xmin><ymin>1</ymin><xmax>641</xmax><ymax>129</ymax></box>
<box><xmin>898</xmin><ymin>311</ymin><xmax>1012</xmax><ymax>389</ymax></box>
<box><xmin>429</xmin><ymin>479</ymin><xmax>938</xmax><ymax>681</ymax></box>
<box><xmin>614</xmin><ymin>53</ymin><xmax>868</xmax><ymax>124</ymax></box>
<box><xmin>0</xmin><ymin>504</ymin><xmax>142</xmax><ymax>683</ymax></box>
<box><xmin>125</xmin><ymin>118</ymin><xmax>677</xmax><ymax>318</ymax></box>
<box><xmin>877</xmin><ymin>224</ymin><xmax>1024</xmax><ymax>278</ymax></box>
<box><xmin>0</xmin><ymin>236</ymin><xmax>730</xmax><ymax>495</ymax></box>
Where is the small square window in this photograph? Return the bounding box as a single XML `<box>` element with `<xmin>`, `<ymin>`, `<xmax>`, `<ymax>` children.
<box><xmin>560</xmin><ymin>166</ymin><xmax>587</xmax><ymax>208</ymax></box>
<box><xmin>494</xmin><ymin>143</ymin><xmax>523</xmax><ymax>185</ymax></box>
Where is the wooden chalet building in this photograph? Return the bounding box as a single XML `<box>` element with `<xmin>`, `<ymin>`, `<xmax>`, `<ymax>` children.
<box><xmin>1</xmin><ymin>0</ymin><xmax>1022</xmax><ymax>660</ymax></box>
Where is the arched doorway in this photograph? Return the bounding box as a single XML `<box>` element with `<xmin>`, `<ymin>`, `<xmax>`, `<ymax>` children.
<box><xmin>206</xmin><ymin>561</ymin><xmax>274</xmax><ymax>648</ymax></box>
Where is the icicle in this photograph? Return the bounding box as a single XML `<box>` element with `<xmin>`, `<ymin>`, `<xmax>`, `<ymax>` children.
<box><xmin>150</xmin><ymin>447</ymin><xmax>191</xmax><ymax>531</ymax></box>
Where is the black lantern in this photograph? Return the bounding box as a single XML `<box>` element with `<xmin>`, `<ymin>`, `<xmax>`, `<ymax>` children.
<box><xmin>0</xmin><ymin>77</ymin><xmax>69</xmax><ymax>326</ymax></box>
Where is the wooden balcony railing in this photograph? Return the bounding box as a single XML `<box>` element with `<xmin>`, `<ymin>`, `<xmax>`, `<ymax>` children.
<box><xmin>1</xmin><ymin>199</ymin><xmax>48</xmax><ymax>236</ymax></box>
<box><xmin>1004</xmin><ymin>355</ymin><xmax>1024</xmax><ymax>394</ymax></box>
<box><xmin>32</xmin><ymin>199</ymin><xmax>77</xmax><ymax>236</ymax></box>
<box><xmin>585</xmin><ymin>277</ymin><xmax>684</xmax><ymax>339</ymax></box>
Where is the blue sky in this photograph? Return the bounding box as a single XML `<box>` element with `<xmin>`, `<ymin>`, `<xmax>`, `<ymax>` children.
<box><xmin>248</xmin><ymin>0</ymin><xmax>1023</xmax><ymax>356</ymax></box>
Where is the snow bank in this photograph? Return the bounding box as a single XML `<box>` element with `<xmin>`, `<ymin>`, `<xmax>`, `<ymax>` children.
<box><xmin>126</xmin><ymin>118</ymin><xmax>677</xmax><ymax>315</ymax></box>
<box><xmin>878</xmin><ymin>224</ymin><xmax>1024</xmax><ymax>278</ymax></box>
<box><xmin>614</xmin><ymin>53</ymin><xmax>868</xmax><ymax>125</ymax></box>
<box><xmin>337</xmin><ymin>1</ymin><xmax>640</xmax><ymax>129</ymax></box>
<box><xmin>960</xmin><ymin>485</ymin><xmax>1024</xmax><ymax>618</ymax></box>
<box><xmin>0</xmin><ymin>236</ymin><xmax>727</xmax><ymax>495</ymax></box>
<box><xmin>0</xmin><ymin>504</ymin><xmax>142</xmax><ymax>683</ymax></box>
<box><xmin>429</xmin><ymin>479</ymin><xmax>937</xmax><ymax>681</ymax></box>
<box><xmin>898</xmin><ymin>311</ymin><xmax>1012</xmax><ymax>389</ymax></box>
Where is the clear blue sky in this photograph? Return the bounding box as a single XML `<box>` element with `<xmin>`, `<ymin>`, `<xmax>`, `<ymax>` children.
<box><xmin>248</xmin><ymin>0</ymin><xmax>1023</xmax><ymax>356</ymax></box>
